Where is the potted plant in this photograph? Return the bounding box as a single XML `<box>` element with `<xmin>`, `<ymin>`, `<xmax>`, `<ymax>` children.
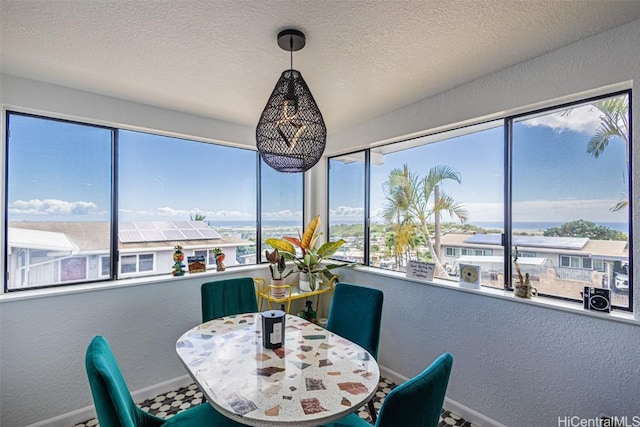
<box><xmin>513</xmin><ymin>246</ymin><xmax>536</xmax><ymax>298</ymax></box>
<box><xmin>265</xmin><ymin>249</ymin><xmax>294</xmax><ymax>298</ymax></box>
<box><xmin>266</xmin><ymin>215</ymin><xmax>350</xmax><ymax>292</ymax></box>
<box><xmin>211</xmin><ymin>248</ymin><xmax>226</xmax><ymax>271</ymax></box>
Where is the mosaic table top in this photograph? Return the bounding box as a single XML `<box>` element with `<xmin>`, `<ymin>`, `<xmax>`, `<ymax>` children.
<box><xmin>176</xmin><ymin>313</ymin><xmax>380</xmax><ymax>427</ymax></box>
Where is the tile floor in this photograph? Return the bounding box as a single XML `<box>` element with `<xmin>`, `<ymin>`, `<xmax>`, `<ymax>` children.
<box><xmin>73</xmin><ymin>377</ymin><xmax>475</xmax><ymax>426</ymax></box>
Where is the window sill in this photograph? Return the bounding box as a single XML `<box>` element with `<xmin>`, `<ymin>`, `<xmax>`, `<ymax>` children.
<box><xmin>0</xmin><ymin>264</ymin><xmax>264</xmax><ymax>303</ymax></box>
<box><xmin>353</xmin><ymin>266</ymin><xmax>639</xmax><ymax>327</ymax></box>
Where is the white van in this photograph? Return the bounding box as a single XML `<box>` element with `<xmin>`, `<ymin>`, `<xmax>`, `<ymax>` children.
<box><xmin>614</xmin><ymin>263</ymin><xmax>629</xmax><ymax>291</ymax></box>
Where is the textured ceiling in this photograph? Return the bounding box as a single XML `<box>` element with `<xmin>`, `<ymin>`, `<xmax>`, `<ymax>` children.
<box><xmin>2</xmin><ymin>1</ymin><xmax>640</xmax><ymax>133</ymax></box>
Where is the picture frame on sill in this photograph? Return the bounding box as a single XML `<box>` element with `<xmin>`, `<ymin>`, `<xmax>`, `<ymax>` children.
<box><xmin>187</xmin><ymin>255</ymin><xmax>207</xmax><ymax>273</ymax></box>
<box><xmin>458</xmin><ymin>263</ymin><xmax>481</xmax><ymax>289</ymax></box>
<box><xmin>406</xmin><ymin>260</ymin><xmax>435</xmax><ymax>282</ymax></box>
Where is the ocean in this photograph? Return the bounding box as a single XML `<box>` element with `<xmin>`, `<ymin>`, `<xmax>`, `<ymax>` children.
<box><xmin>209</xmin><ymin>220</ymin><xmax>628</xmax><ymax>233</ymax></box>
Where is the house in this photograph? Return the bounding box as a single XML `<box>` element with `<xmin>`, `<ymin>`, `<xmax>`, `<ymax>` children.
<box><xmin>7</xmin><ymin>221</ymin><xmax>248</xmax><ymax>289</ymax></box>
<box><xmin>441</xmin><ymin>233</ymin><xmax>629</xmax><ymax>304</ymax></box>
<box><xmin>1</xmin><ymin>3</ymin><xmax>639</xmax><ymax>427</ymax></box>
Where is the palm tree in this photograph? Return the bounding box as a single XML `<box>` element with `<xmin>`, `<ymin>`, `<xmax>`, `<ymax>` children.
<box><xmin>586</xmin><ymin>96</ymin><xmax>629</xmax><ymax>212</ymax></box>
<box><xmin>190</xmin><ymin>213</ymin><xmax>207</xmax><ymax>221</ymax></box>
<box><xmin>408</xmin><ymin>165</ymin><xmax>468</xmax><ymax>277</ymax></box>
<box><xmin>383</xmin><ymin>164</ymin><xmax>468</xmax><ymax>277</ymax></box>
<box><xmin>381</xmin><ymin>166</ymin><xmax>414</xmax><ymax>269</ymax></box>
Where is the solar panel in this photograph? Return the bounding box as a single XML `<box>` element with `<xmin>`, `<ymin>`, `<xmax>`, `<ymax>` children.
<box><xmin>162</xmin><ymin>229</ymin><xmax>186</xmax><ymax>240</ymax></box>
<box><xmin>153</xmin><ymin>221</ymin><xmax>176</xmax><ymax>229</ymax></box>
<box><xmin>140</xmin><ymin>229</ymin><xmax>165</xmax><ymax>241</ymax></box>
<box><xmin>514</xmin><ymin>236</ymin><xmax>587</xmax><ymax>250</ymax></box>
<box><xmin>119</xmin><ymin>221</ymin><xmax>136</xmax><ymax>231</ymax></box>
<box><xmin>117</xmin><ymin>221</ymin><xmax>222</xmax><ymax>243</ymax></box>
<box><xmin>133</xmin><ymin>221</ymin><xmax>156</xmax><ymax>230</ymax></box>
<box><xmin>181</xmin><ymin>229</ymin><xmax>203</xmax><ymax>240</ymax></box>
<box><xmin>119</xmin><ymin>230</ymin><xmax>143</xmax><ymax>243</ymax></box>
<box><xmin>465</xmin><ymin>234</ymin><xmax>502</xmax><ymax>245</ymax></box>
<box><xmin>199</xmin><ymin>228</ymin><xmax>222</xmax><ymax>239</ymax></box>
<box><xmin>173</xmin><ymin>221</ymin><xmax>192</xmax><ymax>229</ymax></box>
<box><xmin>464</xmin><ymin>233</ymin><xmax>588</xmax><ymax>250</ymax></box>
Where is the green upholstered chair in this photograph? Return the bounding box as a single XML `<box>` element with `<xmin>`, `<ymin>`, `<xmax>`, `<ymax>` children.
<box><xmin>325</xmin><ymin>283</ymin><xmax>384</xmax><ymax>421</ymax></box>
<box><xmin>201</xmin><ymin>277</ymin><xmax>259</xmax><ymax>323</ymax></box>
<box><xmin>85</xmin><ymin>335</ymin><xmax>244</xmax><ymax>427</ymax></box>
<box><xmin>318</xmin><ymin>352</ymin><xmax>454</xmax><ymax>427</ymax></box>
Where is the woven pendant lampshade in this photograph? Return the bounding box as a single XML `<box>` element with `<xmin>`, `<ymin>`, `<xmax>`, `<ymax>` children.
<box><xmin>256</xmin><ymin>29</ymin><xmax>327</xmax><ymax>173</ymax></box>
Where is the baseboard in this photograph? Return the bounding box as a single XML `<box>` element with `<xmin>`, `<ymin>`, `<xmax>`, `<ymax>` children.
<box><xmin>379</xmin><ymin>363</ymin><xmax>409</xmax><ymax>384</ymax></box>
<box><xmin>25</xmin><ymin>375</ymin><xmax>193</xmax><ymax>427</ymax></box>
<box><xmin>379</xmin><ymin>363</ymin><xmax>505</xmax><ymax>427</ymax></box>
<box><xmin>443</xmin><ymin>397</ymin><xmax>507</xmax><ymax>427</ymax></box>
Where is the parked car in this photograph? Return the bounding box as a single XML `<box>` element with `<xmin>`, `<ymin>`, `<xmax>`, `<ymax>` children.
<box><xmin>614</xmin><ymin>264</ymin><xmax>629</xmax><ymax>291</ymax></box>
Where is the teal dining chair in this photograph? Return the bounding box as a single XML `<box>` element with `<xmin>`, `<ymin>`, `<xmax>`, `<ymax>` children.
<box><xmin>325</xmin><ymin>283</ymin><xmax>384</xmax><ymax>421</ymax></box>
<box><xmin>318</xmin><ymin>352</ymin><xmax>454</xmax><ymax>427</ymax></box>
<box><xmin>201</xmin><ymin>277</ymin><xmax>259</xmax><ymax>322</ymax></box>
<box><xmin>85</xmin><ymin>335</ymin><xmax>244</xmax><ymax>427</ymax></box>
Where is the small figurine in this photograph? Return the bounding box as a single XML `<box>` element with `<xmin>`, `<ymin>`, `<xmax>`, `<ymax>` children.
<box><xmin>211</xmin><ymin>248</ymin><xmax>226</xmax><ymax>271</ymax></box>
<box><xmin>172</xmin><ymin>245</ymin><xmax>185</xmax><ymax>276</ymax></box>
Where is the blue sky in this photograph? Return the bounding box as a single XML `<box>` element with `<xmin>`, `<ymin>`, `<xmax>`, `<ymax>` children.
<box><xmin>330</xmin><ymin>100</ymin><xmax>629</xmax><ymax>226</ymax></box>
<box><xmin>7</xmin><ymin>98</ymin><xmax>629</xmax><ymax>227</ymax></box>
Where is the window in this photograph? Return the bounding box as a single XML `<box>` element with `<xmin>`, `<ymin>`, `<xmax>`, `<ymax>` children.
<box><xmin>518</xmin><ymin>251</ymin><xmax>536</xmax><ymax>258</ymax></box>
<box><xmin>593</xmin><ymin>259</ymin><xmax>605</xmax><ymax>272</ymax></box>
<box><xmin>327</xmin><ymin>90</ymin><xmax>632</xmax><ymax>311</ymax></box>
<box><xmin>119</xmin><ymin>253</ymin><xmax>154</xmax><ymax>275</ymax></box>
<box><xmin>193</xmin><ymin>250</ymin><xmax>210</xmax><ymax>265</ymax></box>
<box><xmin>118</xmin><ymin>130</ymin><xmax>257</xmax><ymax>271</ymax></box>
<box><xmin>120</xmin><ymin>255</ymin><xmax>138</xmax><ymax>274</ymax></box>
<box><xmin>328</xmin><ymin>152</ymin><xmax>366</xmax><ymax>264</ymax></box>
<box><xmin>4</xmin><ymin>112</ymin><xmax>304</xmax><ymax>291</ymax></box>
<box><xmin>100</xmin><ymin>256</ymin><xmax>111</xmax><ymax>277</ymax></box>
<box><xmin>259</xmin><ymin>157</ymin><xmax>303</xmax><ymax>262</ymax></box>
<box><xmin>60</xmin><ymin>257</ymin><xmax>88</xmax><ymax>282</ymax></box>
<box><xmin>511</xmin><ymin>92</ymin><xmax>630</xmax><ymax>308</ymax></box>
<box><xmin>366</xmin><ymin>121</ymin><xmax>504</xmax><ymax>287</ymax></box>
<box><xmin>139</xmin><ymin>254</ymin><xmax>154</xmax><ymax>272</ymax></box>
<box><xmin>560</xmin><ymin>256</ymin><xmax>587</xmax><ymax>269</ymax></box>
<box><xmin>5</xmin><ymin>113</ymin><xmax>113</xmax><ymax>290</ymax></box>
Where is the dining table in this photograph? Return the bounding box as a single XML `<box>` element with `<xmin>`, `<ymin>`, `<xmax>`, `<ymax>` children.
<box><xmin>175</xmin><ymin>312</ymin><xmax>380</xmax><ymax>427</ymax></box>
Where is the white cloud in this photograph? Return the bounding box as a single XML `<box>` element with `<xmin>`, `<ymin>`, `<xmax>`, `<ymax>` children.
<box><xmin>263</xmin><ymin>210</ymin><xmax>303</xmax><ymax>219</ymax></box>
<box><xmin>522</xmin><ymin>104</ymin><xmax>601</xmax><ymax>134</ymax></box>
<box><xmin>156</xmin><ymin>206</ymin><xmax>191</xmax><ymax>217</ymax></box>
<box><xmin>151</xmin><ymin>207</ymin><xmax>253</xmax><ymax>219</ymax></box>
<box><xmin>205</xmin><ymin>210</ymin><xmax>253</xmax><ymax>219</ymax></box>
<box><xmin>9</xmin><ymin>199</ymin><xmax>104</xmax><ymax>216</ymax></box>
<box><xmin>330</xmin><ymin>206</ymin><xmax>365</xmax><ymax>218</ymax></box>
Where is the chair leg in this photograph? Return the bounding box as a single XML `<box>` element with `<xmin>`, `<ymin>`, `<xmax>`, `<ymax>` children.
<box><xmin>367</xmin><ymin>399</ymin><xmax>377</xmax><ymax>423</ymax></box>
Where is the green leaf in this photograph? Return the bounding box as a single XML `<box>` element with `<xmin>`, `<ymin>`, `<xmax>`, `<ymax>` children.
<box><xmin>317</xmin><ymin>239</ymin><xmax>346</xmax><ymax>258</ymax></box>
<box><xmin>265</xmin><ymin>238</ymin><xmax>295</xmax><ymax>254</ymax></box>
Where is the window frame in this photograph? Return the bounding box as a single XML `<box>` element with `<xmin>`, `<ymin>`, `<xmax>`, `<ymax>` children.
<box><xmin>327</xmin><ymin>89</ymin><xmax>633</xmax><ymax>311</ymax></box>
<box><xmin>4</xmin><ymin>110</ymin><xmax>303</xmax><ymax>292</ymax></box>
<box><xmin>4</xmin><ymin>111</ymin><xmax>116</xmax><ymax>291</ymax></box>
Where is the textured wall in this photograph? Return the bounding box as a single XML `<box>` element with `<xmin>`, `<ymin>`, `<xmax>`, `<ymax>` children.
<box><xmin>337</xmin><ymin>268</ymin><xmax>640</xmax><ymax>426</ymax></box>
<box><xmin>0</xmin><ymin>269</ymin><xmax>271</xmax><ymax>427</ymax></box>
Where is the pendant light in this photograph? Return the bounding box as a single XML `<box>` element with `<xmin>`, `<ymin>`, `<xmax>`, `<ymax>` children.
<box><xmin>256</xmin><ymin>29</ymin><xmax>327</xmax><ymax>173</ymax></box>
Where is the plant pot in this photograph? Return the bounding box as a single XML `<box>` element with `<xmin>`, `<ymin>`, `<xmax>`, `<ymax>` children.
<box><xmin>270</xmin><ymin>279</ymin><xmax>286</xmax><ymax>298</ymax></box>
<box><xmin>299</xmin><ymin>272</ymin><xmax>319</xmax><ymax>292</ymax></box>
<box><xmin>215</xmin><ymin>254</ymin><xmax>226</xmax><ymax>271</ymax></box>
